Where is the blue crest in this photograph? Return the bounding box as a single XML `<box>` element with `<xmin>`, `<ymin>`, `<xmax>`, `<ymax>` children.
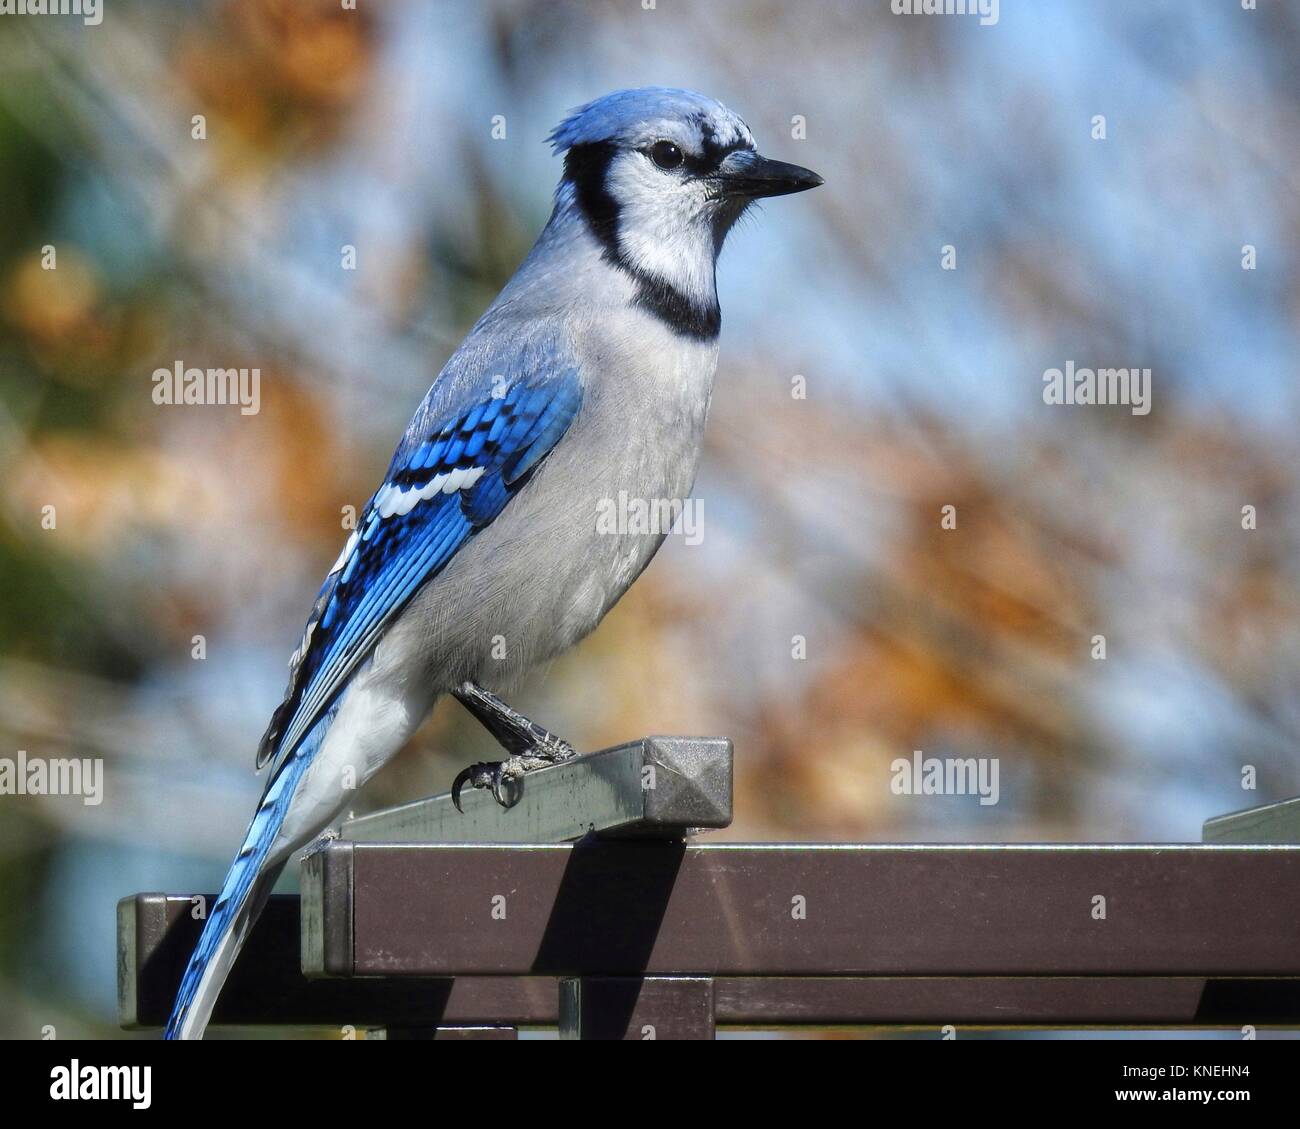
<box><xmin>547</xmin><ymin>86</ymin><xmax>753</xmax><ymax>153</ymax></box>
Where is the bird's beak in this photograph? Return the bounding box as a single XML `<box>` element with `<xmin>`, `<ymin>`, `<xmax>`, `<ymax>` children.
<box><xmin>713</xmin><ymin>149</ymin><xmax>824</xmax><ymax>200</ymax></box>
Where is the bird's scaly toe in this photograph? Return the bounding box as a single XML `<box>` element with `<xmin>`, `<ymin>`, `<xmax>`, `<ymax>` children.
<box><xmin>452</xmin><ymin>740</ymin><xmax>579</xmax><ymax>811</ymax></box>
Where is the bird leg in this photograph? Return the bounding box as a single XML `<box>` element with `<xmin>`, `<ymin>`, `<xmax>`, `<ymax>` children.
<box><xmin>450</xmin><ymin>681</ymin><xmax>577</xmax><ymax>810</ymax></box>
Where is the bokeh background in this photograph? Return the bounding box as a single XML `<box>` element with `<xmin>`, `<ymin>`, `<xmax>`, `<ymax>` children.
<box><xmin>1</xmin><ymin>0</ymin><xmax>1298</xmax><ymax>1037</ymax></box>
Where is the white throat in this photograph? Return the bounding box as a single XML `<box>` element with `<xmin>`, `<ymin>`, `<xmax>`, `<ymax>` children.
<box><xmin>603</xmin><ymin>152</ymin><xmax>718</xmax><ymax>311</ymax></box>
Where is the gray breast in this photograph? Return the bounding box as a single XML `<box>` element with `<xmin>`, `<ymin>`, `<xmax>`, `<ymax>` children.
<box><xmin>391</xmin><ymin>305</ymin><xmax>720</xmax><ymax>694</ymax></box>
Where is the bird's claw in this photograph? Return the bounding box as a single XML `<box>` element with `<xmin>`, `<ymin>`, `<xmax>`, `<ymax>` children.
<box><xmin>450</xmin><ymin>760</ymin><xmax>517</xmax><ymax>811</ymax></box>
<box><xmin>451</xmin><ymin>739</ymin><xmax>577</xmax><ymax>812</ymax></box>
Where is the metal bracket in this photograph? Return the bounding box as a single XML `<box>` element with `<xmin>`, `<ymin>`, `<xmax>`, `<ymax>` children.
<box><xmin>339</xmin><ymin>735</ymin><xmax>732</xmax><ymax>844</ymax></box>
<box><xmin>1203</xmin><ymin>795</ymin><xmax>1300</xmax><ymax>844</ymax></box>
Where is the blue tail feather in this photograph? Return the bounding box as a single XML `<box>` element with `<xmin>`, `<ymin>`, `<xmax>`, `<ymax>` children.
<box><xmin>164</xmin><ymin>718</ymin><xmax>326</xmax><ymax>1039</ymax></box>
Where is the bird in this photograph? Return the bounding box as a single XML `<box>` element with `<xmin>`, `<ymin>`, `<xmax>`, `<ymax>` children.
<box><xmin>164</xmin><ymin>86</ymin><xmax>822</xmax><ymax>1039</ymax></box>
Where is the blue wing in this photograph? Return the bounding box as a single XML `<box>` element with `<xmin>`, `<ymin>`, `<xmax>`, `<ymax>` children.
<box><xmin>256</xmin><ymin>356</ymin><xmax>583</xmax><ymax>778</ymax></box>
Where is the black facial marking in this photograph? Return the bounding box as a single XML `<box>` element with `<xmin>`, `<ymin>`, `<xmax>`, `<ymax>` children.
<box><xmin>681</xmin><ymin>112</ymin><xmax>752</xmax><ymax>176</ymax></box>
<box><xmin>563</xmin><ymin>139</ymin><xmax>721</xmax><ymax>341</ymax></box>
<box><xmin>563</xmin><ymin>141</ymin><xmax>620</xmax><ymax>259</ymax></box>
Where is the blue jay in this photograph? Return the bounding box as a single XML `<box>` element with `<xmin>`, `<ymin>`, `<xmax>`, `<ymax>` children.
<box><xmin>165</xmin><ymin>87</ymin><xmax>821</xmax><ymax>1039</ymax></box>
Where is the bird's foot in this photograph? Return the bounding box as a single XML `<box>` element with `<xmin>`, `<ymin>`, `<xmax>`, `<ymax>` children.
<box><xmin>449</xmin><ymin>681</ymin><xmax>579</xmax><ymax>810</ymax></box>
<box><xmin>451</xmin><ymin>735</ymin><xmax>577</xmax><ymax>811</ymax></box>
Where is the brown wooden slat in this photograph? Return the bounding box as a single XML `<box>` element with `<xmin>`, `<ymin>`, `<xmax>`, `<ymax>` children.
<box><xmin>310</xmin><ymin>842</ymin><xmax>1300</xmax><ymax>977</ymax></box>
<box><xmin>119</xmin><ymin>891</ymin><xmax>1300</xmax><ymax>1029</ymax></box>
<box><xmin>120</xmin><ymin>840</ymin><xmax>1300</xmax><ymax>1031</ymax></box>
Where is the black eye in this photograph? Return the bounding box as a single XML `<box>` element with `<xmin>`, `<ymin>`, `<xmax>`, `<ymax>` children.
<box><xmin>650</xmin><ymin>140</ymin><xmax>684</xmax><ymax>170</ymax></box>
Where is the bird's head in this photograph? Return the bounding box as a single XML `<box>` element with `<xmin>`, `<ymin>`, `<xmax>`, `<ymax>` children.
<box><xmin>547</xmin><ymin>87</ymin><xmax>822</xmax><ymax>331</ymax></box>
